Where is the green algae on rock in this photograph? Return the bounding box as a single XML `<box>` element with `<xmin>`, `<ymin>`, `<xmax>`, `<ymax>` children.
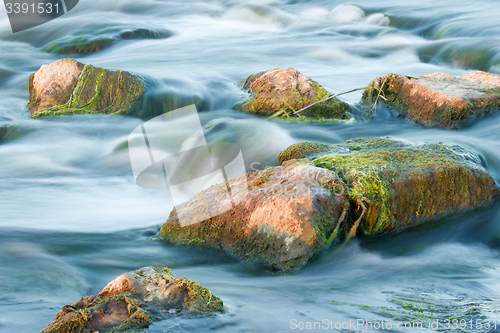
<box><xmin>28</xmin><ymin>59</ymin><xmax>145</xmax><ymax>118</ymax></box>
<box><xmin>341</xmin><ymin>287</ymin><xmax>497</xmax><ymax>331</ymax></box>
<box><xmin>42</xmin><ymin>28</ymin><xmax>172</xmax><ymax>55</ymax></box>
<box><xmin>159</xmin><ymin>159</ymin><xmax>349</xmax><ymax>272</ymax></box>
<box><xmin>236</xmin><ymin>68</ymin><xmax>352</xmax><ymax>121</ymax></box>
<box><xmin>361</xmin><ymin>71</ymin><xmax>500</xmax><ymax>129</ymax></box>
<box><xmin>282</xmin><ymin>138</ymin><xmax>500</xmax><ymax>236</ymax></box>
<box><xmin>278</xmin><ymin>142</ymin><xmax>345</xmax><ymax>165</ymax></box>
<box><xmin>41</xmin><ymin>266</ymin><xmax>223</xmax><ymax>333</ymax></box>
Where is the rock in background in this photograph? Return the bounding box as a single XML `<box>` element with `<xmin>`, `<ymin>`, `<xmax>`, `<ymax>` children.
<box><xmin>362</xmin><ymin>71</ymin><xmax>500</xmax><ymax>129</ymax></box>
<box><xmin>41</xmin><ymin>266</ymin><xmax>223</xmax><ymax>333</ymax></box>
<box><xmin>28</xmin><ymin>59</ymin><xmax>145</xmax><ymax>118</ymax></box>
<box><xmin>237</xmin><ymin>68</ymin><xmax>352</xmax><ymax>121</ymax></box>
<box><xmin>42</xmin><ymin>28</ymin><xmax>172</xmax><ymax>55</ymax></box>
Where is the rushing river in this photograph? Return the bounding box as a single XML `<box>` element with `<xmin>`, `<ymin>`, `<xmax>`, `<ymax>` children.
<box><xmin>1</xmin><ymin>0</ymin><xmax>500</xmax><ymax>332</ymax></box>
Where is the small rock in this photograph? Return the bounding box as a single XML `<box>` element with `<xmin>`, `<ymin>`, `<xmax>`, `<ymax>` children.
<box><xmin>42</xmin><ymin>28</ymin><xmax>172</xmax><ymax>55</ymax></box>
<box><xmin>281</xmin><ymin>138</ymin><xmax>500</xmax><ymax>235</ymax></box>
<box><xmin>362</xmin><ymin>71</ymin><xmax>500</xmax><ymax>129</ymax></box>
<box><xmin>27</xmin><ymin>59</ymin><xmax>145</xmax><ymax>118</ymax></box>
<box><xmin>41</xmin><ymin>266</ymin><xmax>223</xmax><ymax>333</ymax></box>
<box><xmin>159</xmin><ymin>159</ymin><xmax>349</xmax><ymax>272</ymax></box>
<box><xmin>237</xmin><ymin>68</ymin><xmax>352</xmax><ymax>120</ymax></box>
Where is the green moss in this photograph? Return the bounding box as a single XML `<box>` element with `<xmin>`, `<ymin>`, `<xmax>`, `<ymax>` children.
<box><xmin>401</xmin><ymin>302</ymin><xmax>424</xmax><ymax>312</ymax></box>
<box><xmin>478</xmin><ymin>86</ymin><xmax>500</xmax><ymax>95</ymax></box>
<box><xmin>311</xmin><ymin>138</ymin><xmax>499</xmax><ymax>235</ymax></box>
<box><xmin>174</xmin><ymin>277</ymin><xmax>224</xmax><ymax>314</ymax></box>
<box><xmin>31</xmin><ymin>63</ymin><xmax>145</xmax><ymax>119</ymax></box>
<box><xmin>277</xmin><ymin>142</ymin><xmax>334</xmax><ymax>164</ymax></box>
<box><xmin>111</xmin><ymin>296</ymin><xmax>150</xmax><ymax>332</ymax></box>
<box><xmin>43</xmin><ymin>308</ymin><xmax>93</xmax><ymax>333</ymax></box>
<box><xmin>43</xmin><ymin>37</ymin><xmax>115</xmax><ymax>54</ymax></box>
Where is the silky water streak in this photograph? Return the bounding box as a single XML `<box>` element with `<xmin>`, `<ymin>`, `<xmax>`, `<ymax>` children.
<box><xmin>128</xmin><ymin>105</ymin><xmax>248</xmax><ymax>227</ymax></box>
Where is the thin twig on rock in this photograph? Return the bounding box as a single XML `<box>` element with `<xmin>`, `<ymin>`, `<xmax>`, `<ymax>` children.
<box><xmin>291</xmin><ymin>87</ymin><xmax>368</xmax><ymax>116</ymax></box>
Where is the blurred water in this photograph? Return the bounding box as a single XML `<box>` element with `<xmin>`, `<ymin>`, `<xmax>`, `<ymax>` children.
<box><xmin>1</xmin><ymin>0</ymin><xmax>500</xmax><ymax>332</ymax></box>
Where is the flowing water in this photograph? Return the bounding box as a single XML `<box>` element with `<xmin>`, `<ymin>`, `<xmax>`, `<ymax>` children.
<box><xmin>1</xmin><ymin>0</ymin><xmax>500</xmax><ymax>332</ymax></box>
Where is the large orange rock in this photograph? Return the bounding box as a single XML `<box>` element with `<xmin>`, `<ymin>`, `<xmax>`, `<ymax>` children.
<box><xmin>41</xmin><ymin>266</ymin><xmax>223</xmax><ymax>333</ymax></box>
<box><xmin>237</xmin><ymin>68</ymin><xmax>351</xmax><ymax>120</ymax></box>
<box><xmin>362</xmin><ymin>71</ymin><xmax>500</xmax><ymax>129</ymax></box>
<box><xmin>28</xmin><ymin>59</ymin><xmax>145</xmax><ymax>118</ymax></box>
<box><xmin>159</xmin><ymin>159</ymin><xmax>350</xmax><ymax>272</ymax></box>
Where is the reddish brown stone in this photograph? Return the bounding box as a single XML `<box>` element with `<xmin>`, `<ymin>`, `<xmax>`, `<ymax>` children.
<box><xmin>460</xmin><ymin>70</ymin><xmax>500</xmax><ymax>86</ymax></box>
<box><xmin>28</xmin><ymin>59</ymin><xmax>84</xmax><ymax>114</ymax></box>
<box><xmin>362</xmin><ymin>71</ymin><xmax>500</xmax><ymax>129</ymax></box>
<box><xmin>27</xmin><ymin>58</ymin><xmax>145</xmax><ymax>118</ymax></box>
<box><xmin>41</xmin><ymin>267</ymin><xmax>223</xmax><ymax>333</ymax></box>
<box><xmin>159</xmin><ymin>160</ymin><xmax>350</xmax><ymax>272</ymax></box>
<box><xmin>238</xmin><ymin>68</ymin><xmax>351</xmax><ymax>120</ymax></box>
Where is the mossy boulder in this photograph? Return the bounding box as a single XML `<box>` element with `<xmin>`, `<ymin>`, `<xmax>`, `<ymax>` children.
<box><xmin>41</xmin><ymin>266</ymin><xmax>223</xmax><ymax>333</ymax></box>
<box><xmin>42</xmin><ymin>28</ymin><xmax>172</xmax><ymax>55</ymax></box>
<box><xmin>28</xmin><ymin>59</ymin><xmax>145</xmax><ymax>118</ymax></box>
<box><xmin>237</xmin><ymin>68</ymin><xmax>352</xmax><ymax>120</ymax></box>
<box><xmin>281</xmin><ymin>138</ymin><xmax>500</xmax><ymax>235</ymax></box>
<box><xmin>159</xmin><ymin>159</ymin><xmax>349</xmax><ymax>272</ymax></box>
<box><xmin>362</xmin><ymin>71</ymin><xmax>500</xmax><ymax>129</ymax></box>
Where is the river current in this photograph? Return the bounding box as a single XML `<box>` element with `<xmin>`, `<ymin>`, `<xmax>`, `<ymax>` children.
<box><xmin>1</xmin><ymin>0</ymin><xmax>500</xmax><ymax>332</ymax></box>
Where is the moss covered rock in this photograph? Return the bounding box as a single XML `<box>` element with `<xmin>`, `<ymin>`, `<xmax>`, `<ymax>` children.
<box><xmin>281</xmin><ymin>138</ymin><xmax>500</xmax><ymax>236</ymax></box>
<box><xmin>237</xmin><ymin>68</ymin><xmax>352</xmax><ymax>120</ymax></box>
<box><xmin>362</xmin><ymin>71</ymin><xmax>500</xmax><ymax>129</ymax></box>
<box><xmin>42</xmin><ymin>28</ymin><xmax>172</xmax><ymax>55</ymax></box>
<box><xmin>41</xmin><ymin>266</ymin><xmax>223</xmax><ymax>333</ymax></box>
<box><xmin>159</xmin><ymin>159</ymin><xmax>349</xmax><ymax>272</ymax></box>
<box><xmin>28</xmin><ymin>59</ymin><xmax>145</xmax><ymax>118</ymax></box>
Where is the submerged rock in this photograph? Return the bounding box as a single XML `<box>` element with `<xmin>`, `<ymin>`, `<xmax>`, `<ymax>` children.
<box><xmin>237</xmin><ymin>68</ymin><xmax>352</xmax><ymax>121</ymax></box>
<box><xmin>0</xmin><ymin>125</ymin><xmax>29</xmax><ymax>143</ymax></box>
<box><xmin>281</xmin><ymin>138</ymin><xmax>500</xmax><ymax>235</ymax></box>
<box><xmin>159</xmin><ymin>159</ymin><xmax>349</xmax><ymax>272</ymax></box>
<box><xmin>362</xmin><ymin>71</ymin><xmax>500</xmax><ymax>129</ymax></box>
<box><xmin>42</xmin><ymin>28</ymin><xmax>172</xmax><ymax>55</ymax></box>
<box><xmin>41</xmin><ymin>266</ymin><xmax>223</xmax><ymax>333</ymax></box>
<box><xmin>27</xmin><ymin>59</ymin><xmax>145</xmax><ymax>118</ymax></box>
<box><xmin>0</xmin><ymin>125</ymin><xmax>11</xmax><ymax>142</ymax></box>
